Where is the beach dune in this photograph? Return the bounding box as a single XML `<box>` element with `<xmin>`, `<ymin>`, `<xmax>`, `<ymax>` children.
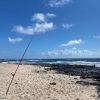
<box><xmin>0</xmin><ymin>63</ymin><xmax>98</xmax><ymax>100</ymax></box>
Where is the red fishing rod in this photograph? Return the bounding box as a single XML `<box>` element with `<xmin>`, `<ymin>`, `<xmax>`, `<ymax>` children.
<box><xmin>6</xmin><ymin>36</ymin><xmax>34</xmax><ymax>95</ymax></box>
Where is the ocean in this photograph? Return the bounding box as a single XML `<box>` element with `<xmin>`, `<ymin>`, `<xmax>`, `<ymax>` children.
<box><xmin>0</xmin><ymin>58</ymin><xmax>100</xmax><ymax>67</ymax></box>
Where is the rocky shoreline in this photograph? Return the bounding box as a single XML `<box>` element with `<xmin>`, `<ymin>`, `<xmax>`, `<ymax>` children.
<box><xmin>35</xmin><ymin>64</ymin><xmax>100</xmax><ymax>78</ymax></box>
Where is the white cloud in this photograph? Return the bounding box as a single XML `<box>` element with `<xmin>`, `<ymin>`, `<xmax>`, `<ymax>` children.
<box><xmin>34</xmin><ymin>22</ymin><xmax>54</xmax><ymax>33</ymax></box>
<box><xmin>32</xmin><ymin>13</ymin><xmax>46</xmax><ymax>22</ymax></box>
<box><xmin>13</xmin><ymin>22</ymin><xmax>54</xmax><ymax>35</ymax></box>
<box><xmin>13</xmin><ymin>13</ymin><xmax>55</xmax><ymax>35</ymax></box>
<box><xmin>94</xmin><ymin>35</ymin><xmax>100</xmax><ymax>39</ymax></box>
<box><xmin>46</xmin><ymin>13</ymin><xmax>56</xmax><ymax>18</ymax></box>
<box><xmin>13</xmin><ymin>25</ymin><xmax>34</xmax><ymax>35</ymax></box>
<box><xmin>60</xmin><ymin>39</ymin><xmax>82</xmax><ymax>47</ymax></box>
<box><xmin>8</xmin><ymin>37</ymin><xmax>23</xmax><ymax>43</ymax></box>
<box><xmin>42</xmin><ymin>49</ymin><xmax>99</xmax><ymax>58</ymax></box>
<box><xmin>32</xmin><ymin>13</ymin><xmax>56</xmax><ymax>22</ymax></box>
<box><xmin>49</xmin><ymin>0</ymin><xmax>72</xmax><ymax>7</ymax></box>
<box><xmin>62</xmin><ymin>24</ymin><xmax>74</xmax><ymax>29</ymax></box>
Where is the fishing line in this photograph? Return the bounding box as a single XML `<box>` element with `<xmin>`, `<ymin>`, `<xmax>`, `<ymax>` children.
<box><xmin>6</xmin><ymin>36</ymin><xmax>34</xmax><ymax>95</ymax></box>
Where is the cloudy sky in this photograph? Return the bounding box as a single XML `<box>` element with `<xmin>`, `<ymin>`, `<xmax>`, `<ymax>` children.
<box><xmin>0</xmin><ymin>0</ymin><xmax>100</xmax><ymax>59</ymax></box>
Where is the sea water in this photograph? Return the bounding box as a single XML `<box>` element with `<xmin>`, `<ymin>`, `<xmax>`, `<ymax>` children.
<box><xmin>1</xmin><ymin>58</ymin><xmax>100</xmax><ymax>67</ymax></box>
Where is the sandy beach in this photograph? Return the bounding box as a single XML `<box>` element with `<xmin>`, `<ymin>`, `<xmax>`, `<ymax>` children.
<box><xmin>0</xmin><ymin>63</ymin><xmax>98</xmax><ymax>100</ymax></box>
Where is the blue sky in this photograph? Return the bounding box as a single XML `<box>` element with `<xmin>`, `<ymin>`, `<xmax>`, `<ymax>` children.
<box><xmin>0</xmin><ymin>0</ymin><xmax>100</xmax><ymax>59</ymax></box>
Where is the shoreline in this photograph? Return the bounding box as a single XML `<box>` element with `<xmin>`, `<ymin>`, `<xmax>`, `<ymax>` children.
<box><xmin>0</xmin><ymin>63</ymin><xmax>99</xmax><ymax>100</ymax></box>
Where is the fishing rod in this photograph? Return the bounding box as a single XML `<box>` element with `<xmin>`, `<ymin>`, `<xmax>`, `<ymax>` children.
<box><xmin>6</xmin><ymin>36</ymin><xmax>34</xmax><ymax>95</ymax></box>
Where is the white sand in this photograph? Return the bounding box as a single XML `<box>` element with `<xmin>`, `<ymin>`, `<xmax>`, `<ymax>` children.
<box><xmin>0</xmin><ymin>63</ymin><xmax>98</xmax><ymax>100</ymax></box>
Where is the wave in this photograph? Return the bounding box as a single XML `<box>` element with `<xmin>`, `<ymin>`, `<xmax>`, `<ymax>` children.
<box><xmin>1</xmin><ymin>58</ymin><xmax>100</xmax><ymax>67</ymax></box>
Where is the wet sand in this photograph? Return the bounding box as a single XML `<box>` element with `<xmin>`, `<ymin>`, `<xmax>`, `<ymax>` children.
<box><xmin>0</xmin><ymin>63</ymin><xmax>98</xmax><ymax>100</ymax></box>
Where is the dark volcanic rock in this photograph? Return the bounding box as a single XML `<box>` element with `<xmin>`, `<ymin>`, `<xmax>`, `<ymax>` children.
<box><xmin>50</xmin><ymin>82</ymin><xmax>56</xmax><ymax>85</ymax></box>
<box><xmin>39</xmin><ymin>63</ymin><xmax>100</xmax><ymax>80</ymax></box>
